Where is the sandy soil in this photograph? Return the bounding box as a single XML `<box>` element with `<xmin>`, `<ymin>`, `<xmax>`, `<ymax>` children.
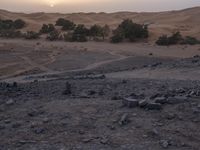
<box><xmin>1</xmin><ymin>7</ymin><xmax>200</xmax><ymax>41</ymax></box>
<box><xmin>0</xmin><ymin>39</ymin><xmax>200</xmax><ymax>81</ymax></box>
<box><xmin>0</xmin><ymin>39</ymin><xmax>200</xmax><ymax>150</ymax></box>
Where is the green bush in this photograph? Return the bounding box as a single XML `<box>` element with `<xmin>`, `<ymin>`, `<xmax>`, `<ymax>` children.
<box><xmin>111</xmin><ymin>19</ymin><xmax>149</xmax><ymax>43</ymax></box>
<box><xmin>156</xmin><ymin>32</ymin><xmax>199</xmax><ymax>46</ymax></box>
<box><xmin>156</xmin><ymin>35</ymin><xmax>170</xmax><ymax>46</ymax></box>
<box><xmin>40</xmin><ymin>24</ymin><xmax>55</xmax><ymax>34</ymax></box>
<box><xmin>46</xmin><ymin>30</ymin><xmax>61</xmax><ymax>41</ymax></box>
<box><xmin>111</xmin><ymin>28</ymin><xmax>124</xmax><ymax>43</ymax></box>
<box><xmin>56</xmin><ymin>18</ymin><xmax>76</xmax><ymax>31</ymax></box>
<box><xmin>181</xmin><ymin>36</ymin><xmax>200</xmax><ymax>45</ymax></box>
<box><xmin>0</xmin><ymin>30</ymin><xmax>22</xmax><ymax>38</ymax></box>
<box><xmin>89</xmin><ymin>24</ymin><xmax>103</xmax><ymax>37</ymax></box>
<box><xmin>71</xmin><ymin>24</ymin><xmax>88</xmax><ymax>42</ymax></box>
<box><xmin>13</xmin><ymin>19</ymin><xmax>26</xmax><ymax>29</ymax></box>
<box><xmin>0</xmin><ymin>19</ymin><xmax>26</xmax><ymax>30</ymax></box>
<box><xmin>24</xmin><ymin>31</ymin><xmax>40</xmax><ymax>40</ymax></box>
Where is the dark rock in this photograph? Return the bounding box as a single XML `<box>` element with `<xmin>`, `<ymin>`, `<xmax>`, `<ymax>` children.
<box><xmin>139</xmin><ymin>99</ymin><xmax>148</xmax><ymax>107</ymax></box>
<box><xmin>111</xmin><ymin>95</ymin><xmax>122</xmax><ymax>100</ymax></box>
<box><xmin>87</xmin><ymin>90</ymin><xmax>96</xmax><ymax>95</ymax></box>
<box><xmin>119</xmin><ymin>113</ymin><xmax>130</xmax><ymax>126</ymax></box>
<box><xmin>155</xmin><ymin>97</ymin><xmax>168</xmax><ymax>104</ymax></box>
<box><xmin>0</xmin><ymin>125</ymin><xmax>5</xmax><ymax>130</ymax></box>
<box><xmin>160</xmin><ymin>140</ymin><xmax>169</xmax><ymax>148</ymax></box>
<box><xmin>100</xmin><ymin>137</ymin><xmax>109</xmax><ymax>144</ymax></box>
<box><xmin>167</xmin><ymin>96</ymin><xmax>188</xmax><ymax>104</ymax></box>
<box><xmin>82</xmin><ymin>138</ymin><xmax>93</xmax><ymax>143</ymax></box>
<box><xmin>34</xmin><ymin>128</ymin><xmax>45</xmax><ymax>134</ymax></box>
<box><xmin>146</xmin><ymin>103</ymin><xmax>162</xmax><ymax>110</ymax></box>
<box><xmin>12</xmin><ymin>122</ymin><xmax>21</xmax><ymax>128</ymax></box>
<box><xmin>63</xmin><ymin>82</ymin><xmax>72</xmax><ymax>95</ymax></box>
<box><xmin>5</xmin><ymin>99</ymin><xmax>15</xmax><ymax>106</ymax></box>
<box><xmin>122</xmin><ymin>97</ymin><xmax>139</xmax><ymax>108</ymax></box>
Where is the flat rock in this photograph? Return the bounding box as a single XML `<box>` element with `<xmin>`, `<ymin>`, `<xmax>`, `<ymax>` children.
<box><xmin>167</xmin><ymin>96</ymin><xmax>188</xmax><ymax>104</ymax></box>
<box><xmin>5</xmin><ymin>99</ymin><xmax>15</xmax><ymax>105</ymax></box>
<box><xmin>122</xmin><ymin>97</ymin><xmax>139</xmax><ymax>108</ymax></box>
<box><xmin>146</xmin><ymin>103</ymin><xmax>162</xmax><ymax>110</ymax></box>
<box><xmin>139</xmin><ymin>99</ymin><xmax>148</xmax><ymax>107</ymax></box>
<box><xmin>155</xmin><ymin>97</ymin><xmax>168</xmax><ymax>104</ymax></box>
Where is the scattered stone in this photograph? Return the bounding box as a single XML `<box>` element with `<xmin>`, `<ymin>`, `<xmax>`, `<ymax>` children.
<box><xmin>122</xmin><ymin>97</ymin><xmax>139</xmax><ymax>108</ymax></box>
<box><xmin>167</xmin><ymin>96</ymin><xmax>188</xmax><ymax>104</ymax></box>
<box><xmin>197</xmin><ymin>104</ymin><xmax>200</xmax><ymax>109</ymax></box>
<box><xmin>34</xmin><ymin>128</ymin><xmax>45</xmax><ymax>134</ymax></box>
<box><xmin>5</xmin><ymin>99</ymin><xmax>15</xmax><ymax>106</ymax></box>
<box><xmin>111</xmin><ymin>95</ymin><xmax>122</xmax><ymax>100</ymax></box>
<box><xmin>12</xmin><ymin>122</ymin><xmax>21</xmax><ymax>128</ymax></box>
<box><xmin>160</xmin><ymin>140</ymin><xmax>169</xmax><ymax>148</ymax></box>
<box><xmin>139</xmin><ymin>99</ymin><xmax>148</xmax><ymax>107</ymax></box>
<box><xmin>0</xmin><ymin>125</ymin><xmax>5</xmax><ymax>130</ymax></box>
<box><xmin>119</xmin><ymin>113</ymin><xmax>130</xmax><ymax>126</ymax></box>
<box><xmin>165</xmin><ymin>113</ymin><xmax>176</xmax><ymax>120</ymax></box>
<box><xmin>4</xmin><ymin>119</ymin><xmax>11</xmax><ymax>124</ymax></box>
<box><xmin>79</xmin><ymin>92</ymin><xmax>90</xmax><ymax>98</ymax></box>
<box><xmin>42</xmin><ymin>118</ymin><xmax>49</xmax><ymax>123</ymax></box>
<box><xmin>155</xmin><ymin>97</ymin><xmax>168</xmax><ymax>104</ymax></box>
<box><xmin>100</xmin><ymin>137</ymin><xmax>109</xmax><ymax>144</ymax></box>
<box><xmin>87</xmin><ymin>90</ymin><xmax>96</xmax><ymax>95</ymax></box>
<box><xmin>146</xmin><ymin>103</ymin><xmax>162</xmax><ymax>110</ymax></box>
<box><xmin>82</xmin><ymin>138</ymin><xmax>93</xmax><ymax>143</ymax></box>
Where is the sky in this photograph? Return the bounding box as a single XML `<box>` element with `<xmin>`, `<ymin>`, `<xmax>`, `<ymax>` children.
<box><xmin>0</xmin><ymin>0</ymin><xmax>200</xmax><ymax>13</ymax></box>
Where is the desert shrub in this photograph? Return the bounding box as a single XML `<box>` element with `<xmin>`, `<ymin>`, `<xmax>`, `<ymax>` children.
<box><xmin>24</xmin><ymin>31</ymin><xmax>40</xmax><ymax>39</ymax></box>
<box><xmin>111</xmin><ymin>19</ymin><xmax>149</xmax><ymax>43</ymax></box>
<box><xmin>56</xmin><ymin>18</ymin><xmax>76</xmax><ymax>31</ymax></box>
<box><xmin>89</xmin><ymin>24</ymin><xmax>103</xmax><ymax>37</ymax></box>
<box><xmin>168</xmin><ymin>32</ymin><xmax>182</xmax><ymax>45</ymax></box>
<box><xmin>181</xmin><ymin>36</ymin><xmax>200</xmax><ymax>45</ymax></box>
<box><xmin>0</xmin><ymin>19</ymin><xmax>26</xmax><ymax>30</ymax></box>
<box><xmin>0</xmin><ymin>30</ymin><xmax>22</xmax><ymax>38</ymax></box>
<box><xmin>156</xmin><ymin>32</ymin><xmax>182</xmax><ymax>46</ymax></box>
<box><xmin>63</xmin><ymin>33</ymin><xmax>73</xmax><ymax>42</ymax></box>
<box><xmin>102</xmin><ymin>24</ymin><xmax>110</xmax><ymax>40</ymax></box>
<box><xmin>156</xmin><ymin>32</ymin><xmax>199</xmax><ymax>46</ymax></box>
<box><xmin>55</xmin><ymin>18</ymin><xmax>66</xmax><ymax>26</ymax></box>
<box><xmin>71</xmin><ymin>24</ymin><xmax>88</xmax><ymax>42</ymax></box>
<box><xmin>46</xmin><ymin>30</ymin><xmax>61</xmax><ymax>41</ymax></box>
<box><xmin>40</xmin><ymin>24</ymin><xmax>55</xmax><ymax>34</ymax></box>
<box><xmin>156</xmin><ymin>35</ymin><xmax>170</xmax><ymax>46</ymax></box>
<box><xmin>13</xmin><ymin>19</ymin><xmax>26</xmax><ymax>29</ymax></box>
<box><xmin>111</xmin><ymin>28</ymin><xmax>124</xmax><ymax>43</ymax></box>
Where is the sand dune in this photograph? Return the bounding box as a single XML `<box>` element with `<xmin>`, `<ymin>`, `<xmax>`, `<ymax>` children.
<box><xmin>0</xmin><ymin>7</ymin><xmax>200</xmax><ymax>41</ymax></box>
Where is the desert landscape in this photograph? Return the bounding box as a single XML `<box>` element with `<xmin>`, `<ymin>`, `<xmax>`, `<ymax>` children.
<box><xmin>0</xmin><ymin>5</ymin><xmax>200</xmax><ymax>150</ymax></box>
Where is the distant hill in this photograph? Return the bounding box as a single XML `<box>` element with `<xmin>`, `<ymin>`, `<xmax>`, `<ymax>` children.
<box><xmin>0</xmin><ymin>7</ymin><xmax>200</xmax><ymax>41</ymax></box>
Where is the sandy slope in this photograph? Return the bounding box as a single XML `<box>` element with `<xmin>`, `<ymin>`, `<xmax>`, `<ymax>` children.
<box><xmin>0</xmin><ymin>7</ymin><xmax>200</xmax><ymax>41</ymax></box>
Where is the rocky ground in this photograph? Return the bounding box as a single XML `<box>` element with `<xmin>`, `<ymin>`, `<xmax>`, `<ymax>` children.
<box><xmin>0</xmin><ymin>53</ymin><xmax>200</xmax><ymax>150</ymax></box>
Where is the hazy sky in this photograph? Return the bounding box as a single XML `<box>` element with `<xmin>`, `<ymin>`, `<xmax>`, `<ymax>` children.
<box><xmin>1</xmin><ymin>0</ymin><xmax>200</xmax><ymax>13</ymax></box>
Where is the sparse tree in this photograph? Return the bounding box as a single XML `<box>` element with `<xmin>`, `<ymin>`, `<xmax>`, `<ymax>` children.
<box><xmin>13</xmin><ymin>19</ymin><xmax>26</xmax><ymax>29</ymax></box>
<box><xmin>24</xmin><ymin>31</ymin><xmax>40</xmax><ymax>40</ymax></box>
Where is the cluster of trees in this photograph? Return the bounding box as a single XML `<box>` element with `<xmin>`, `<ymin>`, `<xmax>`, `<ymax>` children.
<box><xmin>0</xmin><ymin>19</ymin><xmax>26</xmax><ymax>38</ymax></box>
<box><xmin>56</xmin><ymin>18</ymin><xmax>76</xmax><ymax>31</ymax></box>
<box><xmin>38</xmin><ymin>18</ymin><xmax>111</xmax><ymax>42</ymax></box>
<box><xmin>111</xmin><ymin>19</ymin><xmax>149</xmax><ymax>43</ymax></box>
<box><xmin>0</xmin><ymin>19</ymin><xmax>25</xmax><ymax>30</ymax></box>
<box><xmin>156</xmin><ymin>32</ymin><xmax>200</xmax><ymax>46</ymax></box>
<box><xmin>1</xmin><ymin>18</ymin><xmax>199</xmax><ymax>45</ymax></box>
